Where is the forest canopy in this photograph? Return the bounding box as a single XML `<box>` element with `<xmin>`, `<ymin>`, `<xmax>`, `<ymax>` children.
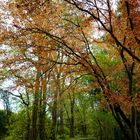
<box><xmin>0</xmin><ymin>0</ymin><xmax>140</xmax><ymax>140</ymax></box>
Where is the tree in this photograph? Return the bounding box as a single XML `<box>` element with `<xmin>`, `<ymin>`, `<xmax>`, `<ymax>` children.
<box><xmin>0</xmin><ymin>0</ymin><xmax>140</xmax><ymax>139</ymax></box>
<box><xmin>0</xmin><ymin>110</ymin><xmax>8</xmax><ymax>139</ymax></box>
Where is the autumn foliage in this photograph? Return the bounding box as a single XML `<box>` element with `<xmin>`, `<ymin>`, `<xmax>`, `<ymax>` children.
<box><xmin>0</xmin><ymin>0</ymin><xmax>140</xmax><ymax>140</ymax></box>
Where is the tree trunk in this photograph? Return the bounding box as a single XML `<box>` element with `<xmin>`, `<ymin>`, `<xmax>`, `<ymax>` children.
<box><xmin>38</xmin><ymin>74</ymin><xmax>47</xmax><ymax>140</ymax></box>
<box><xmin>69</xmin><ymin>93</ymin><xmax>75</xmax><ymax>138</ymax></box>
<box><xmin>38</xmin><ymin>107</ymin><xmax>46</xmax><ymax>140</ymax></box>
<box><xmin>30</xmin><ymin>72</ymin><xmax>40</xmax><ymax>140</ymax></box>
<box><xmin>51</xmin><ymin>100</ymin><xmax>57</xmax><ymax>140</ymax></box>
<box><xmin>131</xmin><ymin>106</ymin><xmax>140</xmax><ymax>140</ymax></box>
<box><xmin>60</xmin><ymin>105</ymin><xmax>64</xmax><ymax>138</ymax></box>
<box><xmin>30</xmin><ymin>93</ymin><xmax>39</xmax><ymax>140</ymax></box>
<box><xmin>25</xmin><ymin>105</ymin><xmax>31</xmax><ymax>140</ymax></box>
